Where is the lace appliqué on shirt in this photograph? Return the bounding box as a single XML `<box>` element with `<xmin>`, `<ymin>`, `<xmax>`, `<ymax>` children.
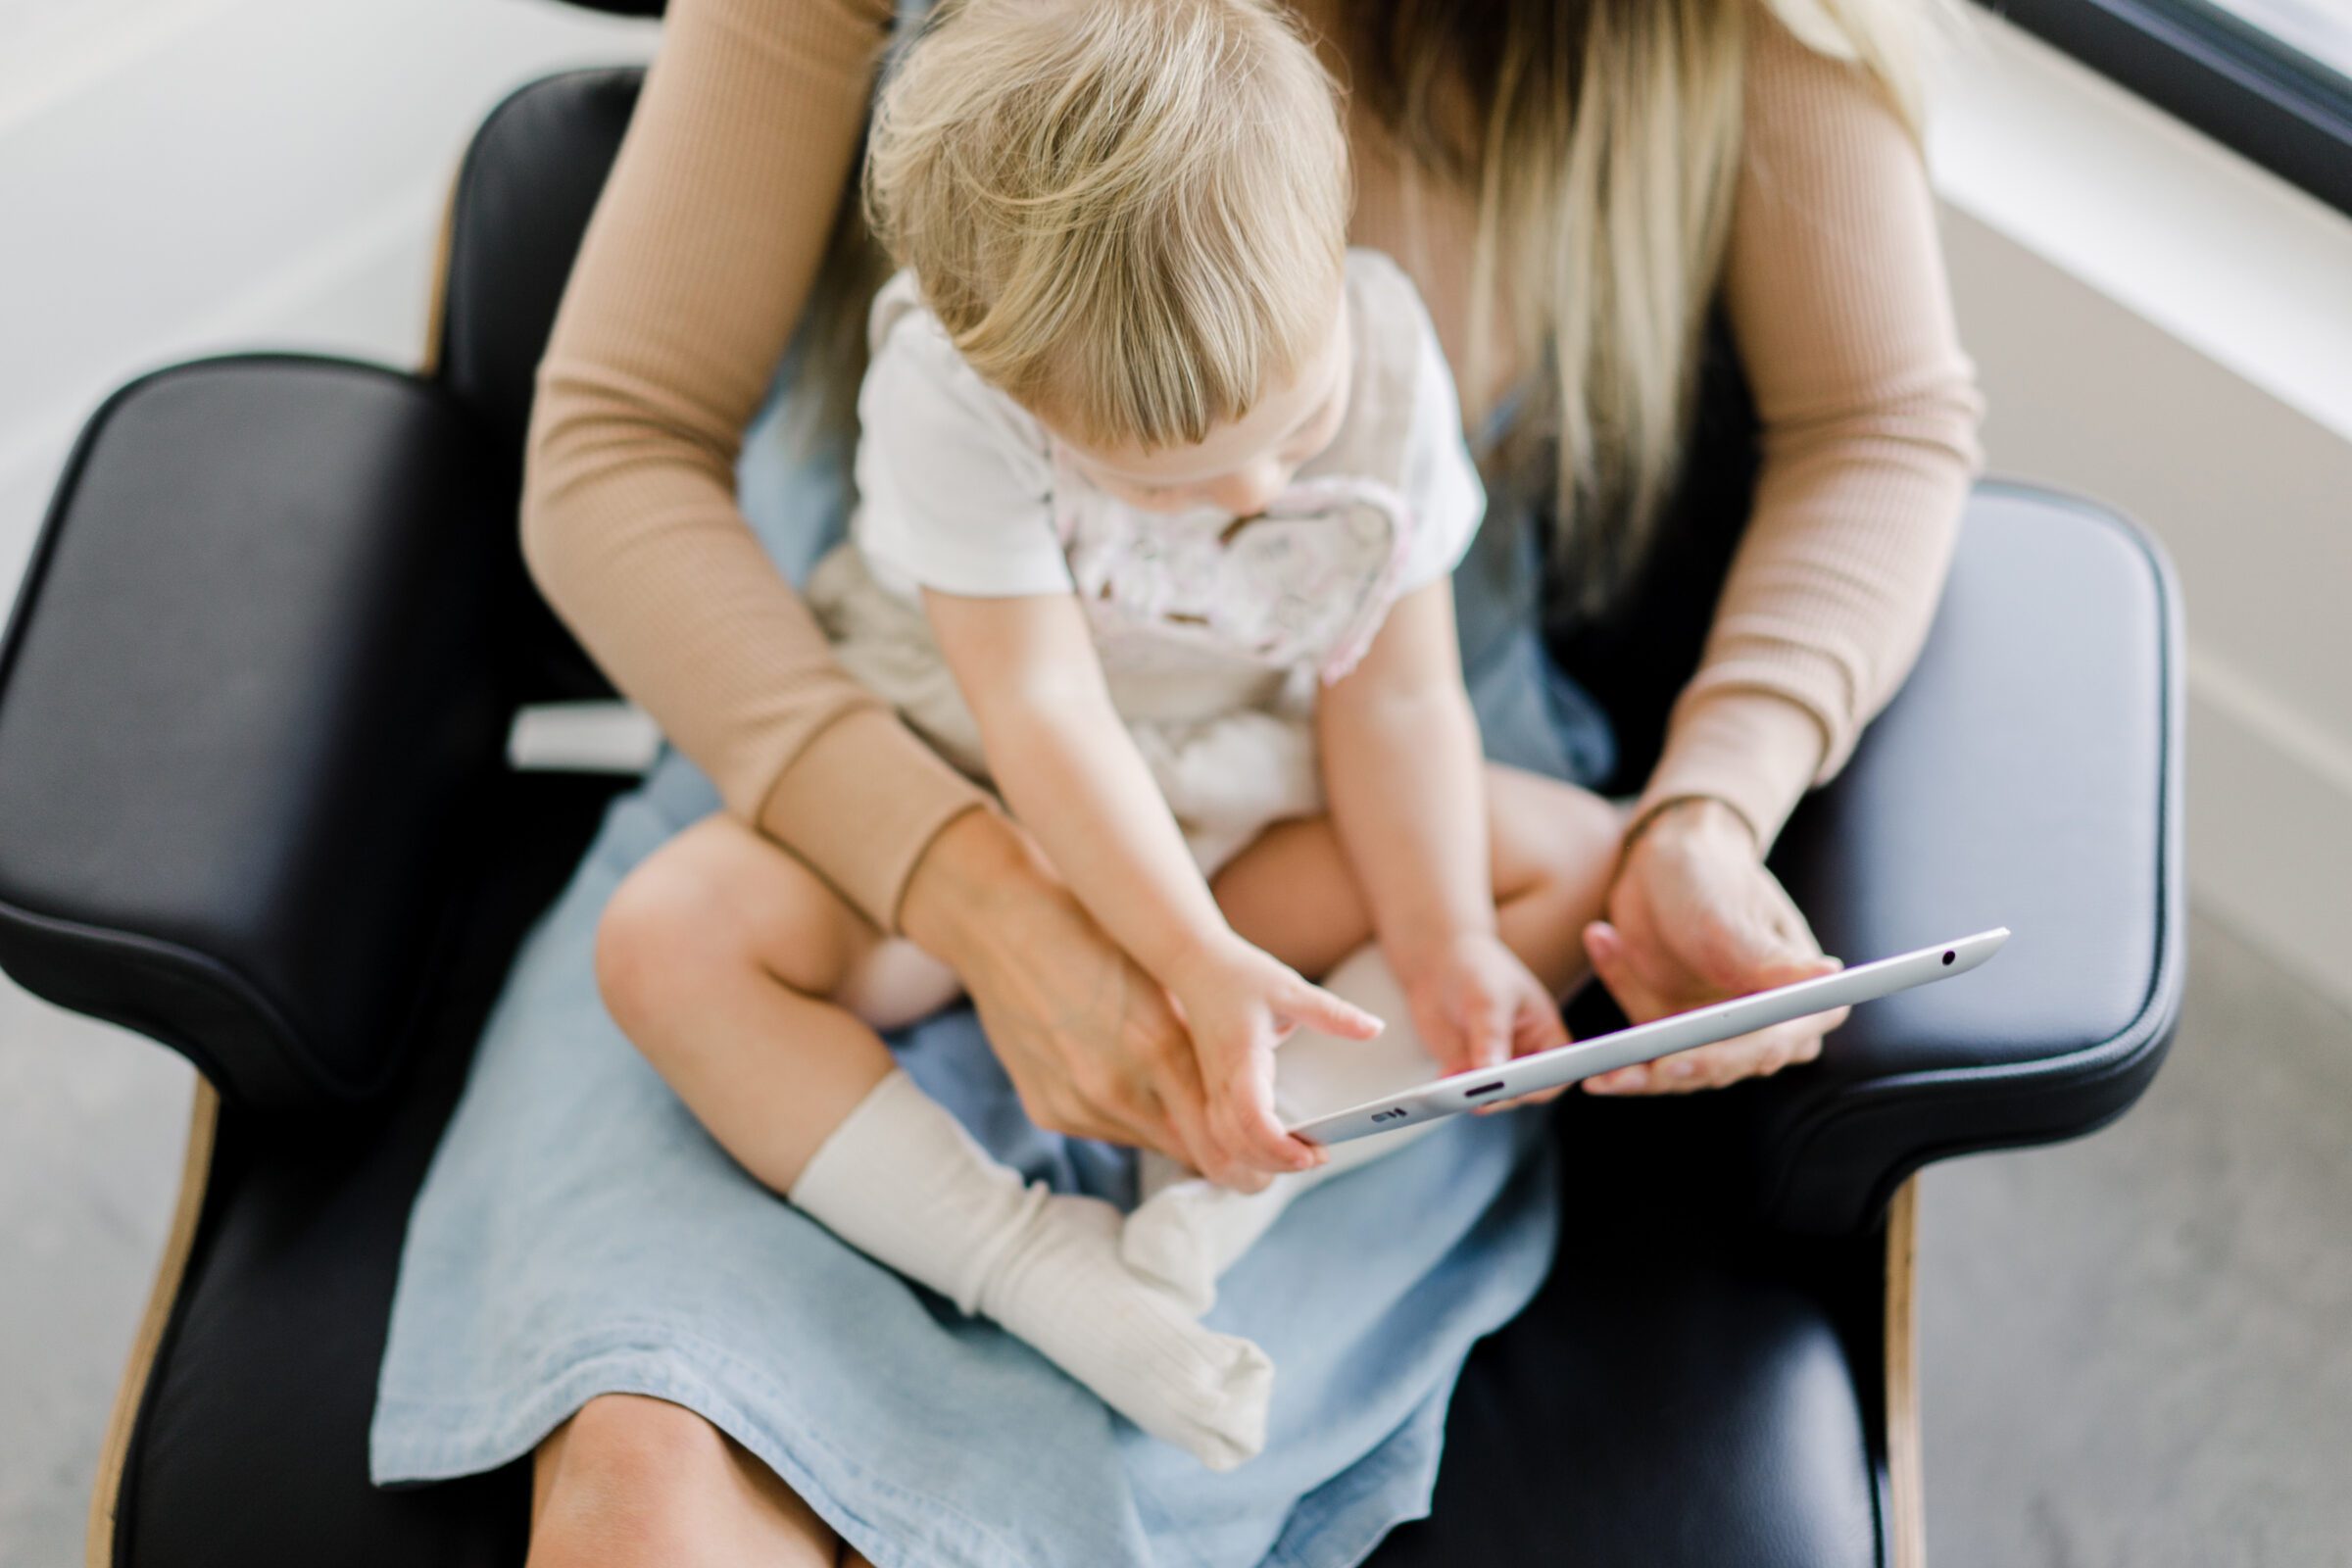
<box><xmin>1055</xmin><ymin>464</ymin><xmax>1419</xmax><ymax>687</ymax></box>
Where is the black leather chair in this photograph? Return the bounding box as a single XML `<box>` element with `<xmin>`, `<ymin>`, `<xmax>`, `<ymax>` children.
<box><xmin>0</xmin><ymin>58</ymin><xmax>2182</xmax><ymax>1568</ymax></box>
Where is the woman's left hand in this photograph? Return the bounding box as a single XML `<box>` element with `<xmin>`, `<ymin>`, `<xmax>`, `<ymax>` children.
<box><xmin>1581</xmin><ymin>798</ymin><xmax>1845</xmax><ymax>1094</ymax></box>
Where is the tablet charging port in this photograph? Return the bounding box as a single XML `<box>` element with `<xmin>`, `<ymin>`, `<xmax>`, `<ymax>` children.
<box><xmin>1463</xmin><ymin>1081</ymin><xmax>1507</xmax><ymax>1099</ymax></box>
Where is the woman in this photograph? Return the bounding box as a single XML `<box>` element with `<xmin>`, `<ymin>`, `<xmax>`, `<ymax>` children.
<box><xmin>371</xmin><ymin>0</ymin><xmax>1982</xmax><ymax>1561</ymax></box>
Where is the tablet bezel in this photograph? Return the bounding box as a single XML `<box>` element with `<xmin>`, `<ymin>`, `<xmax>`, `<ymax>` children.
<box><xmin>1286</xmin><ymin>927</ymin><xmax>2011</xmax><ymax>1146</ymax></box>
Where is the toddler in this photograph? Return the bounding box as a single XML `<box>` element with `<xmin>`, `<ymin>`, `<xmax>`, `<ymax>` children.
<box><xmin>594</xmin><ymin>0</ymin><xmax>1623</xmax><ymax>1471</ymax></box>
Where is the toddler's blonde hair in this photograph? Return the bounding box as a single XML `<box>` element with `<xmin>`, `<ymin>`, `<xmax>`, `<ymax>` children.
<box><xmin>864</xmin><ymin>0</ymin><xmax>1350</xmax><ymax>451</ymax></box>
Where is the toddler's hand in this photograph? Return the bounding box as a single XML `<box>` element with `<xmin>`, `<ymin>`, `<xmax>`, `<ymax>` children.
<box><xmin>1398</xmin><ymin>932</ymin><xmax>1571</xmax><ymax>1101</ymax></box>
<box><xmin>1164</xmin><ymin>938</ymin><xmax>1383</xmax><ymax>1186</ymax></box>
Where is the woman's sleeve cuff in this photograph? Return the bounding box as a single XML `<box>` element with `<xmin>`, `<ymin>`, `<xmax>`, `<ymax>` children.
<box><xmin>757</xmin><ymin>706</ymin><xmax>993</xmax><ymax>933</ymax></box>
<box><xmin>1634</xmin><ymin>688</ymin><xmax>1830</xmax><ymax>853</ymax></box>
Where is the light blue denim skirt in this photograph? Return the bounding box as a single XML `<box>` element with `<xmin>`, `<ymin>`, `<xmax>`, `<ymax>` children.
<box><xmin>370</xmin><ymin>361</ymin><xmax>1615</xmax><ymax>1567</ymax></box>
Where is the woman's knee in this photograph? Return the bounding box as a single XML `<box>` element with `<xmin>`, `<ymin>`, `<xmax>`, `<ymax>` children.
<box><xmin>530</xmin><ymin>1396</ymin><xmax>740</xmax><ymax>1563</ymax></box>
<box><xmin>532</xmin><ymin>1396</ymin><xmax>841</xmax><ymax>1568</ymax></box>
<box><xmin>564</xmin><ymin>1393</ymin><xmax>732</xmax><ymax>1484</ymax></box>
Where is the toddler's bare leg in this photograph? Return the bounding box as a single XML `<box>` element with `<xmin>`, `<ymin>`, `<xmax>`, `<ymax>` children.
<box><xmin>597</xmin><ymin>817</ymin><xmax>1272</xmax><ymax>1469</ymax></box>
<box><xmin>1209</xmin><ymin>763</ymin><xmax>1622</xmax><ymax>997</ymax></box>
<box><xmin>596</xmin><ymin>817</ymin><xmax>898</xmax><ymax>1189</ymax></box>
<box><xmin>1126</xmin><ymin>767</ymin><xmax>1624</xmax><ymax>1307</ymax></box>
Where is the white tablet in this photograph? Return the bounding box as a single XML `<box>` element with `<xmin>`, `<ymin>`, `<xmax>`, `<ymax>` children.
<box><xmin>1286</xmin><ymin>927</ymin><xmax>2011</xmax><ymax>1146</ymax></box>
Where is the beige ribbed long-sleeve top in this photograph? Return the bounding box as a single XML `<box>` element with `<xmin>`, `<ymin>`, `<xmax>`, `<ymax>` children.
<box><xmin>520</xmin><ymin>0</ymin><xmax>1984</xmax><ymax>932</ymax></box>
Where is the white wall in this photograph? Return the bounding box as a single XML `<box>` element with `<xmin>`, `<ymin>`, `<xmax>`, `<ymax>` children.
<box><xmin>1929</xmin><ymin>17</ymin><xmax>2352</xmax><ymax>1011</ymax></box>
<box><xmin>0</xmin><ymin>0</ymin><xmax>658</xmax><ymax>592</ymax></box>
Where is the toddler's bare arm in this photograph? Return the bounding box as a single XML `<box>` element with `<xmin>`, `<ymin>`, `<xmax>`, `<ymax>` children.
<box><xmin>923</xmin><ymin>588</ymin><xmax>1375</xmax><ymax>1175</ymax></box>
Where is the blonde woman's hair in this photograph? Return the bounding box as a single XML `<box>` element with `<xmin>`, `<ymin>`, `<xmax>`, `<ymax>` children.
<box><xmin>864</xmin><ymin>0</ymin><xmax>1350</xmax><ymax>451</ymax></box>
<box><xmin>1347</xmin><ymin>0</ymin><xmax>1951</xmax><ymax>605</ymax></box>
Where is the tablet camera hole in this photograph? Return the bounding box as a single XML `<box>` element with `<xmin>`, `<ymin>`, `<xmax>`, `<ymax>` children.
<box><xmin>1942</xmin><ymin>950</ymin><xmax>1956</xmax><ymax>965</ymax></box>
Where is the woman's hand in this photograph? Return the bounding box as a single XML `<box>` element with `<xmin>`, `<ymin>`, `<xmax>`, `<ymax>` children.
<box><xmin>901</xmin><ymin>810</ymin><xmax>1250</xmax><ymax>1182</ymax></box>
<box><xmin>1581</xmin><ymin>798</ymin><xmax>1845</xmax><ymax>1095</ymax></box>
<box><xmin>1396</xmin><ymin>931</ymin><xmax>1572</xmax><ymax>1105</ymax></box>
<box><xmin>1162</xmin><ymin>937</ymin><xmax>1385</xmax><ymax>1187</ymax></box>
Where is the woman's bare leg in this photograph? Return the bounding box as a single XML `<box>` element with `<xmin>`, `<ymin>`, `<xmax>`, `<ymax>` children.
<box><xmin>527</xmin><ymin>1395</ymin><xmax>839</xmax><ymax>1567</ymax></box>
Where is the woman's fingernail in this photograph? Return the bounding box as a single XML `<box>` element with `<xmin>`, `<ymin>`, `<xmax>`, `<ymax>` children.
<box><xmin>1668</xmin><ymin>1058</ymin><xmax>1698</xmax><ymax>1080</ymax></box>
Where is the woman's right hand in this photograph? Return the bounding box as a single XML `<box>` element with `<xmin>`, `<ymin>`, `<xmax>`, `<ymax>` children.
<box><xmin>900</xmin><ymin>809</ymin><xmax>1292</xmax><ymax>1191</ymax></box>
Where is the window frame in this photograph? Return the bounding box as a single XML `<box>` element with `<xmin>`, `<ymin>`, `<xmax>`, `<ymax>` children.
<box><xmin>1984</xmin><ymin>0</ymin><xmax>2352</xmax><ymax>217</ymax></box>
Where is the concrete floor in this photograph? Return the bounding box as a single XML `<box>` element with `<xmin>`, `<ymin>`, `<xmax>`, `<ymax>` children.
<box><xmin>2</xmin><ymin>908</ymin><xmax>2346</xmax><ymax>1567</ymax></box>
<box><xmin>0</xmin><ymin>978</ymin><xmax>191</xmax><ymax>1568</ymax></box>
<box><xmin>1920</xmin><ymin>912</ymin><xmax>2352</xmax><ymax>1568</ymax></box>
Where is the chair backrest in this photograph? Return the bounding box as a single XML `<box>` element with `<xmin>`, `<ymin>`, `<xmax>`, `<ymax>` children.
<box><xmin>435</xmin><ymin>66</ymin><xmax>1762</xmax><ymax>761</ymax></box>
<box><xmin>436</xmin><ymin>70</ymin><xmax>644</xmax><ymax>463</ymax></box>
<box><xmin>434</xmin><ymin>69</ymin><xmax>646</xmax><ymax>698</ymax></box>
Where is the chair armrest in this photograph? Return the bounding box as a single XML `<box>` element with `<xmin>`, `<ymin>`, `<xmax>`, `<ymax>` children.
<box><xmin>0</xmin><ymin>356</ymin><xmax>515</xmax><ymax>1114</ymax></box>
<box><xmin>1744</xmin><ymin>482</ymin><xmax>2186</xmax><ymax>1235</ymax></box>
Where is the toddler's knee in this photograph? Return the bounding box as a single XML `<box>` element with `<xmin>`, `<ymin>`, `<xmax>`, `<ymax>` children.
<box><xmin>595</xmin><ymin>851</ymin><xmax>719</xmax><ymax>1027</ymax></box>
<box><xmin>1557</xmin><ymin>784</ymin><xmax>1630</xmax><ymax>861</ymax></box>
<box><xmin>1509</xmin><ymin>778</ymin><xmax>1626</xmax><ymax>900</ymax></box>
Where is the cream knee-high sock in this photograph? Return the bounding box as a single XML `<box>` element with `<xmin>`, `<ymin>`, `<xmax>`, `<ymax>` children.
<box><xmin>789</xmin><ymin>1068</ymin><xmax>1273</xmax><ymax>1470</ymax></box>
<box><xmin>1123</xmin><ymin>945</ymin><xmax>1442</xmax><ymax>1311</ymax></box>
